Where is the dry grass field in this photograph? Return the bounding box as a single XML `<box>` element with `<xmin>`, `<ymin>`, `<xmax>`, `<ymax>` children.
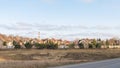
<box><xmin>0</xmin><ymin>49</ymin><xmax>120</xmax><ymax>68</ymax></box>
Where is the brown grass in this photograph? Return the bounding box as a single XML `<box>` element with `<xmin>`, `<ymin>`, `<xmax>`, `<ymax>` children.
<box><xmin>0</xmin><ymin>49</ymin><xmax>120</xmax><ymax>68</ymax></box>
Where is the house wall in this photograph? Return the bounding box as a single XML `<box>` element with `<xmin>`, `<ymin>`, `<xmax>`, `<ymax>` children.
<box><xmin>101</xmin><ymin>45</ymin><xmax>120</xmax><ymax>49</ymax></box>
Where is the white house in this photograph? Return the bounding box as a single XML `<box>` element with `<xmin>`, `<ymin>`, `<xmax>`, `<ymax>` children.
<box><xmin>58</xmin><ymin>45</ymin><xmax>69</xmax><ymax>49</ymax></box>
<box><xmin>109</xmin><ymin>45</ymin><xmax>120</xmax><ymax>48</ymax></box>
<box><xmin>101</xmin><ymin>45</ymin><xmax>120</xmax><ymax>49</ymax></box>
<box><xmin>7</xmin><ymin>41</ymin><xmax>14</xmax><ymax>49</ymax></box>
<box><xmin>74</xmin><ymin>45</ymin><xmax>79</xmax><ymax>49</ymax></box>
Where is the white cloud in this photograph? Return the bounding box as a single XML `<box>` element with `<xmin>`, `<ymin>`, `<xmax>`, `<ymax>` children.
<box><xmin>0</xmin><ymin>22</ymin><xmax>120</xmax><ymax>40</ymax></box>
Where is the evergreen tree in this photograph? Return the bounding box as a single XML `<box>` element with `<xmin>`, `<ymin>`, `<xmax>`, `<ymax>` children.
<box><xmin>24</xmin><ymin>42</ymin><xmax>33</xmax><ymax>49</ymax></box>
<box><xmin>35</xmin><ymin>43</ymin><xmax>45</xmax><ymax>49</ymax></box>
<box><xmin>78</xmin><ymin>42</ymin><xmax>84</xmax><ymax>49</ymax></box>
<box><xmin>13</xmin><ymin>40</ymin><xmax>21</xmax><ymax>49</ymax></box>
<box><xmin>3</xmin><ymin>41</ymin><xmax>7</xmax><ymax>46</ymax></box>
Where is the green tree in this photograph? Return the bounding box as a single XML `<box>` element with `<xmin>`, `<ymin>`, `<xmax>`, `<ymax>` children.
<box><xmin>3</xmin><ymin>41</ymin><xmax>7</xmax><ymax>46</ymax></box>
<box><xmin>46</xmin><ymin>41</ymin><xmax>58</xmax><ymax>49</ymax></box>
<box><xmin>35</xmin><ymin>43</ymin><xmax>45</xmax><ymax>49</ymax></box>
<box><xmin>96</xmin><ymin>43</ymin><xmax>101</xmax><ymax>48</ymax></box>
<box><xmin>78</xmin><ymin>42</ymin><xmax>84</xmax><ymax>49</ymax></box>
<box><xmin>88</xmin><ymin>43</ymin><xmax>93</xmax><ymax>48</ymax></box>
<box><xmin>13</xmin><ymin>40</ymin><xmax>21</xmax><ymax>49</ymax></box>
<box><xmin>91</xmin><ymin>39</ymin><xmax>97</xmax><ymax>48</ymax></box>
<box><xmin>68</xmin><ymin>43</ymin><xmax>75</xmax><ymax>49</ymax></box>
<box><xmin>24</xmin><ymin>42</ymin><xmax>33</xmax><ymax>49</ymax></box>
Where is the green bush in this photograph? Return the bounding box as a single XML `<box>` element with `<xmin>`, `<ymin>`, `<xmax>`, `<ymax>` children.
<box><xmin>78</xmin><ymin>43</ymin><xmax>84</xmax><ymax>49</ymax></box>
<box><xmin>24</xmin><ymin>42</ymin><xmax>33</xmax><ymax>49</ymax></box>
<box><xmin>68</xmin><ymin>43</ymin><xmax>75</xmax><ymax>49</ymax></box>
<box><xmin>96</xmin><ymin>43</ymin><xmax>101</xmax><ymax>48</ymax></box>
<box><xmin>88</xmin><ymin>43</ymin><xmax>93</xmax><ymax>49</ymax></box>
<box><xmin>13</xmin><ymin>40</ymin><xmax>21</xmax><ymax>49</ymax></box>
<box><xmin>35</xmin><ymin>43</ymin><xmax>45</xmax><ymax>49</ymax></box>
<box><xmin>45</xmin><ymin>41</ymin><xmax>58</xmax><ymax>49</ymax></box>
<box><xmin>3</xmin><ymin>41</ymin><xmax>7</xmax><ymax>46</ymax></box>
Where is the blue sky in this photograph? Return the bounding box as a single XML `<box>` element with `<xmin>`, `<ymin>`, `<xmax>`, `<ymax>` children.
<box><xmin>0</xmin><ymin>0</ymin><xmax>120</xmax><ymax>40</ymax></box>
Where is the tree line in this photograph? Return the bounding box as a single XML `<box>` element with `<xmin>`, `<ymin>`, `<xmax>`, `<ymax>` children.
<box><xmin>3</xmin><ymin>40</ymin><xmax>58</xmax><ymax>49</ymax></box>
<box><xmin>2</xmin><ymin>38</ymin><xmax>120</xmax><ymax>49</ymax></box>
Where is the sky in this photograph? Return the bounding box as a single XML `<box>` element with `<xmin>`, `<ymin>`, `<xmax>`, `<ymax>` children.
<box><xmin>0</xmin><ymin>0</ymin><xmax>120</xmax><ymax>40</ymax></box>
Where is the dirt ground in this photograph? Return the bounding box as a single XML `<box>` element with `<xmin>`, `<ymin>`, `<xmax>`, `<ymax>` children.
<box><xmin>0</xmin><ymin>49</ymin><xmax>120</xmax><ymax>68</ymax></box>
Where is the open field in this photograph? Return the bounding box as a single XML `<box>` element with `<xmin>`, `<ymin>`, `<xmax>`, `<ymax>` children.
<box><xmin>0</xmin><ymin>49</ymin><xmax>120</xmax><ymax>68</ymax></box>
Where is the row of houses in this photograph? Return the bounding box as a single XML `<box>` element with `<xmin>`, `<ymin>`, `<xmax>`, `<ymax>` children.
<box><xmin>101</xmin><ymin>45</ymin><xmax>120</xmax><ymax>49</ymax></box>
<box><xmin>0</xmin><ymin>33</ymin><xmax>120</xmax><ymax>49</ymax></box>
<box><xmin>75</xmin><ymin>38</ymin><xmax>120</xmax><ymax>49</ymax></box>
<box><xmin>0</xmin><ymin>34</ymin><xmax>72</xmax><ymax>49</ymax></box>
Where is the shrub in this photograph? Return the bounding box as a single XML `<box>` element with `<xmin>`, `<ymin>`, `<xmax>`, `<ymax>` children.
<box><xmin>88</xmin><ymin>43</ymin><xmax>93</xmax><ymax>49</ymax></box>
<box><xmin>46</xmin><ymin>41</ymin><xmax>58</xmax><ymax>49</ymax></box>
<box><xmin>24</xmin><ymin>42</ymin><xmax>33</xmax><ymax>49</ymax></box>
<box><xmin>78</xmin><ymin>43</ymin><xmax>84</xmax><ymax>49</ymax></box>
<box><xmin>96</xmin><ymin>43</ymin><xmax>101</xmax><ymax>48</ymax></box>
<box><xmin>68</xmin><ymin>43</ymin><xmax>75</xmax><ymax>49</ymax></box>
<box><xmin>35</xmin><ymin>43</ymin><xmax>45</xmax><ymax>49</ymax></box>
<box><xmin>3</xmin><ymin>41</ymin><xmax>7</xmax><ymax>46</ymax></box>
<box><xmin>13</xmin><ymin>40</ymin><xmax>21</xmax><ymax>49</ymax></box>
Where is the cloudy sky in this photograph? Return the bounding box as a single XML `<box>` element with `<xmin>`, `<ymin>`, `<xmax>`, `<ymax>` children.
<box><xmin>0</xmin><ymin>0</ymin><xmax>120</xmax><ymax>40</ymax></box>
